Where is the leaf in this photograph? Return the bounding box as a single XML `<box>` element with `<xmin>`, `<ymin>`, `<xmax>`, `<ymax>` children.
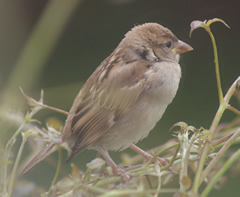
<box><xmin>189</xmin><ymin>18</ymin><xmax>230</xmax><ymax>38</ymax></box>
<box><xmin>189</xmin><ymin>20</ymin><xmax>205</xmax><ymax>37</ymax></box>
<box><xmin>86</xmin><ymin>158</ymin><xmax>105</xmax><ymax>172</ymax></box>
<box><xmin>169</xmin><ymin>121</ymin><xmax>188</xmax><ymax>133</ymax></box>
<box><xmin>20</xmin><ymin>87</ymin><xmax>44</xmax><ymax>108</ymax></box>
<box><xmin>187</xmin><ymin>126</ymin><xmax>196</xmax><ymax>133</ymax></box>
<box><xmin>206</xmin><ymin>18</ymin><xmax>230</xmax><ymax>29</ymax></box>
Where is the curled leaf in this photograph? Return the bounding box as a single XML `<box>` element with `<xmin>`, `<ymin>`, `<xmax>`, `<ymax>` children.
<box><xmin>206</xmin><ymin>18</ymin><xmax>230</xmax><ymax>29</ymax></box>
<box><xmin>190</xmin><ymin>20</ymin><xmax>205</xmax><ymax>37</ymax></box>
<box><xmin>187</xmin><ymin>126</ymin><xmax>196</xmax><ymax>133</ymax></box>
<box><xmin>169</xmin><ymin>121</ymin><xmax>188</xmax><ymax>133</ymax></box>
<box><xmin>190</xmin><ymin>18</ymin><xmax>230</xmax><ymax>38</ymax></box>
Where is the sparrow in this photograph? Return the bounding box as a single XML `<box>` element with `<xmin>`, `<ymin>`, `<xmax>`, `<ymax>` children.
<box><xmin>21</xmin><ymin>23</ymin><xmax>193</xmax><ymax>180</ymax></box>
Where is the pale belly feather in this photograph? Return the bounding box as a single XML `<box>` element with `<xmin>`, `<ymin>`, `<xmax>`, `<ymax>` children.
<box><xmin>93</xmin><ymin>62</ymin><xmax>181</xmax><ymax>151</ymax></box>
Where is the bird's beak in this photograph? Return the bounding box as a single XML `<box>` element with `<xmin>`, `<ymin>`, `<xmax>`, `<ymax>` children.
<box><xmin>172</xmin><ymin>40</ymin><xmax>193</xmax><ymax>54</ymax></box>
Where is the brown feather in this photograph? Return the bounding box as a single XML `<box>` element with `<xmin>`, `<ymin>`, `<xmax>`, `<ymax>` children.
<box><xmin>64</xmin><ymin>57</ymin><xmax>151</xmax><ymax>161</ymax></box>
<box><xmin>20</xmin><ymin>142</ymin><xmax>56</xmax><ymax>177</ymax></box>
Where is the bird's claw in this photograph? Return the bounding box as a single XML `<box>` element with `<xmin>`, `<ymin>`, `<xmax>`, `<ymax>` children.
<box><xmin>113</xmin><ymin>167</ymin><xmax>132</xmax><ymax>182</ymax></box>
<box><xmin>145</xmin><ymin>155</ymin><xmax>169</xmax><ymax>167</ymax></box>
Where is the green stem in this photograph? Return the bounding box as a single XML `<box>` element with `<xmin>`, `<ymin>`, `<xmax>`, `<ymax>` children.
<box><xmin>180</xmin><ymin>132</ymin><xmax>199</xmax><ymax>192</ymax></box>
<box><xmin>192</xmin><ymin>103</ymin><xmax>226</xmax><ymax>192</ymax></box>
<box><xmin>161</xmin><ymin>144</ymin><xmax>180</xmax><ymax>171</ymax></box>
<box><xmin>94</xmin><ymin>176</ymin><xmax>122</xmax><ymax>187</ymax></box>
<box><xmin>191</xmin><ymin>18</ymin><xmax>240</xmax><ymax>192</ymax></box>
<box><xmin>99</xmin><ymin>188</ymin><xmax>179</xmax><ymax>197</ymax></box>
<box><xmin>7</xmin><ymin>133</ymin><xmax>28</xmax><ymax>197</ymax></box>
<box><xmin>205</xmin><ymin>27</ymin><xmax>224</xmax><ymax>104</ymax></box>
<box><xmin>192</xmin><ymin>77</ymin><xmax>239</xmax><ymax>192</ymax></box>
<box><xmin>211</xmin><ymin>132</ymin><xmax>235</xmax><ymax>147</ymax></box>
<box><xmin>201</xmin><ymin>149</ymin><xmax>240</xmax><ymax>197</ymax></box>
<box><xmin>1</xmin><ymin>119</ymin><xmax>27</xmax><ymax>195</ymax></box>
<box><xmin>94</xmin><ymin>166</ymin><xmax>162</xmax><ymax>187</ymax></box>
<box><xmin>227</xmin><ymin>105</ymin><xmax>240</xmax><ymax>115</ymax></box>
<box><xmin>154</xmin><ymin>143</ymin><xmax>179</xmax><ymax>157</ymax></box>
<box><xmin>77</xmin><ymin>184</ymin><xmax>107</xmax><ymax>194</ymax></box>
<box><xmin>200</xmin><ymin>128</ymin><xmax>240</xmax><ymax>185</ymax></box>
<box><xmin>47</xmin><ymin>147</ymin><xmax>62</xmax><ymax>197</ymax></box>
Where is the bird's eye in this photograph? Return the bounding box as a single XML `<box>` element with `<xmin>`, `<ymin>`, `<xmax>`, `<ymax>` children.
<box><xmin>165</xmin><ymin>41</ymin><xmax>172</xmax><ymax>48</ymax></box>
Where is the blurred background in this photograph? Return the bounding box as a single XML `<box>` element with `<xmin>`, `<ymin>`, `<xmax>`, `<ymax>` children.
<box><xmin>0</xmin><ymin>0</ymin><xmax>239</xmax><ymax>196</ymax></box>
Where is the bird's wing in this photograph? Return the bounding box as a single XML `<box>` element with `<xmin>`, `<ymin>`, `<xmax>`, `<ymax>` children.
<box><xmin>64</xmin><ymin>56</ymin><xmax>152</xmax><ymax>161</ymax></box>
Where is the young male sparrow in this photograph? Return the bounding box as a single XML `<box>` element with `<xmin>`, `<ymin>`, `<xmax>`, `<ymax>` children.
<box><xmin>22</xmin><ymin>23</ymin><xmax>193</xmax><ymax>180</ymax></box>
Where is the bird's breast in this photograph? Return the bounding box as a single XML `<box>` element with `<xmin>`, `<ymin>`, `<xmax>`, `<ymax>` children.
<box><xmin>92</xmin><ymin>62</ymin><xmax>181</xmax><ymax>151</ymax></box>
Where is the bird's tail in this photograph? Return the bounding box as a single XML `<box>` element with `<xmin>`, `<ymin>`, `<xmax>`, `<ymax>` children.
<box><xmin>20</xmin><ymin>142</ymin><xmax>56</xmax><ymax>177</ymax></box>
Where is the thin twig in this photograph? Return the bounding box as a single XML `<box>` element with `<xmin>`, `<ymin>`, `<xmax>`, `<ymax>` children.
<box><xmin>227</xmin><ymin>105</ymin><xmax>240</xmax><ymax>115</ymax></box>
<box><xmin>201</xmin><ymin>149</ymin><xmax>240</xmax><ymax>197</ymax></box>
<box><xmin>47</xmin><ymin>147</ymin><xmax>63</xmax><ymax>197</ymax></box>
<box><xmin>7</xmin><ymin>133</ymin><xmax>28</xmax><ymax>197</ymax></box>
<box><xmin>1</xmin><ymin>117</ymin><xmax>28</xmax><ymax>195</ymax></box>
<box><xmin>41</xmin><ymin>103</ymin><xmax>68</xmax><ymax>115</ymax></box>
<box><xmin>200</xmin><ymin>128</ymin><xmax>240</xmax><ymax>184</ymax></box>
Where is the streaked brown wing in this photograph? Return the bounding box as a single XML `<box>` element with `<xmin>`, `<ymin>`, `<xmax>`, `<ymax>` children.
<box><xmin>65</xmin><ymin>58</ymin><xmax>151</xmax><ymax>161</ymax></box>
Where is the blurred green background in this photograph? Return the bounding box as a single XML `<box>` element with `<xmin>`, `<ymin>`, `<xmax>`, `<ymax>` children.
<box><xmin>0</xmin><ymin>0</ymin><xmax>239</xmax><ymax>196</ymax></box>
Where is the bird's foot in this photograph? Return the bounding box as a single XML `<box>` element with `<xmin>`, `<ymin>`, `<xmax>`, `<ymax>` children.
<box><xmin>145</xmin><ymin>155</ymin><xmax>169</xmax><ymax>167</ymax></box>
<box><xmin>112</xmin><ymin>167</ymin><xmax>132</xmax><ymax>182</ymax></box>
<box><xmin>97</xmin><ymin>146</ymin><xmax>132</xmax><ymax>182</ymax></box>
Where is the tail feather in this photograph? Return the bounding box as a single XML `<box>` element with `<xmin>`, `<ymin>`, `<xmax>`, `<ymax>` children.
<box><xmin>20</xmin><ymin>142</ymin><xmax>56</xmax><ymax>177</ymax></box>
